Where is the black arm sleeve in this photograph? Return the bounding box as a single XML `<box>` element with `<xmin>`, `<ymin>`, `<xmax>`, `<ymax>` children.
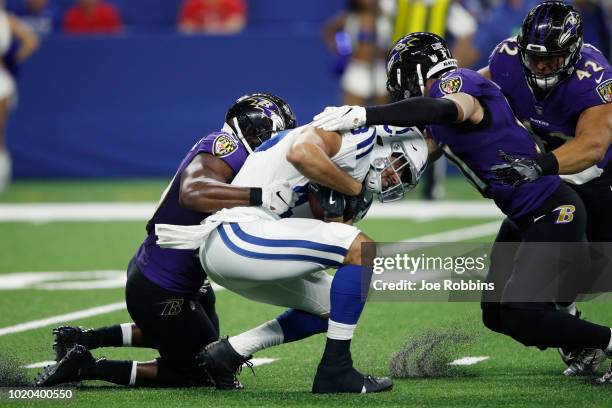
<box><xmin>365</xmin><ymin>97</ymin><xmax>459</xmax><ymax>127</ymax></box>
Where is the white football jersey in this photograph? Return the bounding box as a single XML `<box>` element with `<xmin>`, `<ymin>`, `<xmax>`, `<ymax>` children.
<box><xmin>231</xmin><ymin>124</ymin><xmax>377</xmax><ymax>214</ymax></box>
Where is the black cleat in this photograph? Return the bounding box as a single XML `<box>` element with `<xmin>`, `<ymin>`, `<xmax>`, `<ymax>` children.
<box><xmin>53</xmin><ymin>326</ymin><xmax>94</xmax><ymax>361</ymax></box>
<box><xmin>563</xmin><ymin>348</ymin><xmax>607</xmax><ymax>377</ymax></box>
<box><xmin>35</xmin><ymin>345</ymin><xmax>95</xmax><ymax>387</ymax></box>
<box><xmin>196</xmin><ymin>337</ymin><xmax>250</xmax><ymax>390</ymax></box>
<box><xmin>594</xmin><ymin>361</ymin><xmax>612</xmax><ymax>385</ymax></box>
<box><xmin>312</xmin><ymin>362</ymin><xmax>393</xmax><ymax>394</ymax></box>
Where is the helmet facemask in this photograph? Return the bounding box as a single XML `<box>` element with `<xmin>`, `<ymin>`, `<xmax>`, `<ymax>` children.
<box><xmin>366</xmin><ymin>140</ymin><xmax>418</xmax><ymax>202</ymax></box>
<box><xmin>520</xmin><ymin>40</ymin><xmax>582</xmax><ymax>93</ymax></box>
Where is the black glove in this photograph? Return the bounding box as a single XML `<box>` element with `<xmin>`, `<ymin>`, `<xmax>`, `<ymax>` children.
<box><xmin>344</xmin><ymin>184</ymin><xmax>373</xmax><ymax>223</ymax></box>
<box><xmin>491</xmin><ymin>150</ymin><xmax>544</xmax><ymax>187</ymax></box>
<box><xmin>308</xmin><ymin>184</ymin><xmax>346</xmax><ymax>219</ymax></box>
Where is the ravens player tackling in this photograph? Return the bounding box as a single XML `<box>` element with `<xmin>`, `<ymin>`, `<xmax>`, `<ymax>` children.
<box><xmin>313</xmin><ymin>31</ymin><xmax>612</xmax><ymax>380</ymax></box>
<box><xmin>479</xmin><ymin>1</ymin><xmax>612</xmax><ymax>379</ymax></box>
<box><xmin>35</xmin><ymin>93</ymin><xmax>298</xmax><ymax>388</ymax></box>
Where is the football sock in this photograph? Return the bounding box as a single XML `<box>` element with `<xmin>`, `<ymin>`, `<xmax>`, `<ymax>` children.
<box><xmin>606</xmin><ymin>328</ymin><xmax>612</xmax><ymax>355</ymax></box>
<box><xmin>319</xmin><ymin>265</ymin><xmax>371</xmax><ymax>368</ymax></box>
<box><xmin>120</xmin><ymin>323</ymin><xmax>133</xmax><ymax>346</ymax></box>
<box><xmin>228</xmin><ymin>319</ymin><xmax>284</xmax><ymax>358</ymax></box>
<box><xmin>88</xmin><ymin>324</ymin><xmax>126</xmax><ymax>348</ymax></box>
<box><xmin>81</xmin><ymin>359</ymin><xmax>134</xmax><ymax>386</ymax></box>
<box><xmin>329</xmin><ymin>265</ymin><xmax>370</xmax><ymax>330</ymax></box>
<box><xmin>276</xmin><ymin>309</ymin><xmax>327</xmax><ymax>343</ymax></box>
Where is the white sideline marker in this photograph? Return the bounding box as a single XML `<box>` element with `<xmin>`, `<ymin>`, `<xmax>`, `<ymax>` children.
<box><xmin>22</xmin><ymin>358</ymin><xmax>277</xmax><ymax>370</ymax></box>
<box><xmin>0</xmin><ymin>201</ymin><xmax>503</xmax><ymax>222</ymax></box>
<box><xmin>448</xmin><ymin>356</ymin><xmax>490</xmax><ymax>366</ymax></box>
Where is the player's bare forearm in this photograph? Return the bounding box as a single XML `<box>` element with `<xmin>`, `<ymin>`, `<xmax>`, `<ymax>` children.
<box><xmin>552</xmin><ymin>104</ymin><xmax>612</xmax><ymax>174</ymax></box>
<box><xmin>179</xmin><ymin>152</ymin><xmax>256</xmax><ymax>213</ymax></box>
<box><xmin>288</xmin><ymin>143</ymin><xmax>362</xmax><ymax>196</ymax></box>
<box><xmin>179</xmin><ymin>179</ymin><xmax>251</xmax><ymax>213</ymax></box>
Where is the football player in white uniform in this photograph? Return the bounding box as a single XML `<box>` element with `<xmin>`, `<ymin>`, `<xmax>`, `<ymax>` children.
<box><xmin>156</xmin><ymin>123</ymin><xmax>428</xmax><ymax>394</ymax></box>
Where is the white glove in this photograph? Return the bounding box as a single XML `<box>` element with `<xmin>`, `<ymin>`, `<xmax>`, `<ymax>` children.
<box><xmin>261</xmin><ymin>181</ymin><xmax>296</xmax><ymax>215</ymax></box>
<box><xmin>312</xmin><ymin>105</ymin><xmax>367</xmax><ymax>132</ymax></box>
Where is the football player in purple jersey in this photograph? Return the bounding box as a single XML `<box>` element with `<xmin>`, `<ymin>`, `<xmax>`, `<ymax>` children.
<box><xmin>34</xmin><ymin>93</ymin><xmax>298</xmax><ymax>388</ymax></box>
<box><xmin>312</xmin><ymin>32</ymin><xmax>612</xmax><ymax>380</ymax></box>
<box><xmin>479</xmin><ymin>1</ymin><xmax>612</xmax><ymax>379</ymax></box>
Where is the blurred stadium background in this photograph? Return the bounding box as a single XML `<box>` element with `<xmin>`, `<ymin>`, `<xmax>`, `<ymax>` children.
<box><xmin>0</xmin><ymin>1</ymin><xmax>611</xmax><ymax>406</ymax></box>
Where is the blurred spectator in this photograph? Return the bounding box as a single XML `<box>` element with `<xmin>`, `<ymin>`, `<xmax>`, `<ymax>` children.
<box><xmin>12</xmin><ymin>0</ymin><xmax>57</xmax><ymax>36</ymax></box>
<box><xmin>63</xmin><ymin>0</ymin><xmax>122</xmax><ymax>35</ymax></box>
<box><xmin>472</xmin><ymin>0</ymin><xmax>540</xmax><ymax>68</ymax></box>
<box><xmin>178</xmin><ymin>0</ymin><xmax>246</xmax><ymax>34</ymax></box>
<box><xmin>322</xmin><ymin>0</ymin><xmax>392</xmax><ymax>106</ymax></box>
<box><xmin>390</xmin><ymin>0</ymin><xmax>479</xmax><ymax>68</ymax></box>
<box><xmin>573</xmin><ymin>0</ymin><xmax>610</xmax><ymax>60</ymax></box>
<box><xmin>0</xmin><ymin>7</ymin><xmax>38</xmax><ymax>192</ymax></box>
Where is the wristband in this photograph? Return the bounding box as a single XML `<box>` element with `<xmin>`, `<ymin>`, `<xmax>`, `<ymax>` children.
<box><xmin>249</xmin><ymin>188</ymin><xmax>262</xmax><ymax>206</ymax></box>
<box><xmin>535</xmin><ymin>152</ymin><xmax>559</xmax><ymax>175</ymax></box>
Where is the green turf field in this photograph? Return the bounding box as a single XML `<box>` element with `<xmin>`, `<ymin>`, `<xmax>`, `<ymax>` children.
<box><xmin>0</xmin><ymin>179</ymin><xmax>610</xmax><ymax>407</ymax></box>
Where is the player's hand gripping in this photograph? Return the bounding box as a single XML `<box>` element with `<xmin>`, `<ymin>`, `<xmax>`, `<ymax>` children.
<box><xmin>261</xmin><ymin>181</ymin><xmax>296</xmax><ymax>215</ymax></box>
<box><xmin>491</xmin><ymin>150</ymin><xmax>543</xmax><ymax>187</ymax></box>
<box><xmin>312</xmin><ymin>105</ymin><xmax>367</xmax><ymax>132</ymax></box>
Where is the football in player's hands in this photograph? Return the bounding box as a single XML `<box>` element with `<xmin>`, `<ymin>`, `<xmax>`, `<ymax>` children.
<box><xmin>307</xmin><ymin>184</ymin><xmax>346</xmax><ymax>221</ymax></box>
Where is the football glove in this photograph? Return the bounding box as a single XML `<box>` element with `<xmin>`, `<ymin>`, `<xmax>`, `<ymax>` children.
<box><xmin>491</xmin><ymin>150</ymin><xmax>543</xmax><ymax>187</ymax></box>
<box><xmin>312</xmin><ymin>105</ymin><xmax>367</xmax><ymax>132</ymax></box>
<box><xmin>344</xmin><ymin>184</ymin><xmax>373</xmax><ymax>223</ymax></box>
<box><xmin>308</xmin><ymin>183</ymin><xmax>346</xmax><ymax>220</ymax></box>
<box><xmin>262</xmin><ymin>181</ymin><xmax>296</xmax><ymax>215</ymax></box>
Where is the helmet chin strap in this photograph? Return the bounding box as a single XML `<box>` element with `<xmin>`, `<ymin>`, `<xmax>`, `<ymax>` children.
<box><xmin>232</xmin><ymin>117</ymin><xmax>254</xmax><ymax>155</ymax></box>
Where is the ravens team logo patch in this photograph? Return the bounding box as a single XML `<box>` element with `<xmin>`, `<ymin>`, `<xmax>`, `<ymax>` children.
<box><xmin>439</xmin><ymin>77</ymin><xmax>462</xmax><ymax>94</ymax></box>
<box><xmin>213</xmin><ymin>134</ymin><xmax>238</xmax><ymax>157</ymax></box>
<box><xmin>596</xmin><ymin>79</ymin><xmax>612</xmax><ymax>103</ymax></box>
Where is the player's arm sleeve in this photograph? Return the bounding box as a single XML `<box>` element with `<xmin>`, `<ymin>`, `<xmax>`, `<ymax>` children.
<box><xmin>365</xmin><ymin>97</ymin><xmax>459</xmax><ymax>127</ymax></box>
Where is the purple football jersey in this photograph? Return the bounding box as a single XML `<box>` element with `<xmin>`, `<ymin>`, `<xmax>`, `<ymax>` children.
<box><xmin>428</xmin><ymin>68</ymin><xmax>561</xmax><ymax>219</ymax></box>
<box><xmin>135</xmin><ymin>131</ymin><xmax>248</xmax><ymax>293</ymax></box>
<box><xmin>489</xmin><ymin>39</ymin><xmax>612</xmax><ymax>167</ymax></box>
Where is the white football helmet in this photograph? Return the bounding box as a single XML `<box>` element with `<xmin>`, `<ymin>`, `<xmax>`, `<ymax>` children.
<box><xmin>365</xmin><ymin>126</ymin><xmax>428</xmax><ymax>202</ymax></box>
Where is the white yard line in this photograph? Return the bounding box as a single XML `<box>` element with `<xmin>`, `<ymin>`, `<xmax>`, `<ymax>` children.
<box><xmin>403</xmin><ymin>220</ymin><xmax>501</xmax><ymax>242</ymax></box>
<box><xmin>0</xmin><ymin>220</ymin><xmax>500</xmax><ymax>337</ymax></box>
<box><xmin>22</xmin><ymin>357</ymin><xmax>277</xmax><ymax>370</ymax></box>
<box><xmin>0</xmin><ymin>201</ymin><xmax>502</xmax><ymax>222</ymax></box>
<box><xmin>448</xmin><ymin>356</ymin><xmax>490</xmax><ymax>366</ymax></box>
<box><xmin>0</xmin><ymin>302</ymin><xmax>126</xmax><ymax>337</ymax></box>
<box><xmin>0</xmin><ymin>281</ymin><xmax>224</xmax><ymax>336</ymax></box>
<box><xmin>0</xmin><ymin>270</ymin><xmax>225</xmax><ymax>292</ymax></box>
